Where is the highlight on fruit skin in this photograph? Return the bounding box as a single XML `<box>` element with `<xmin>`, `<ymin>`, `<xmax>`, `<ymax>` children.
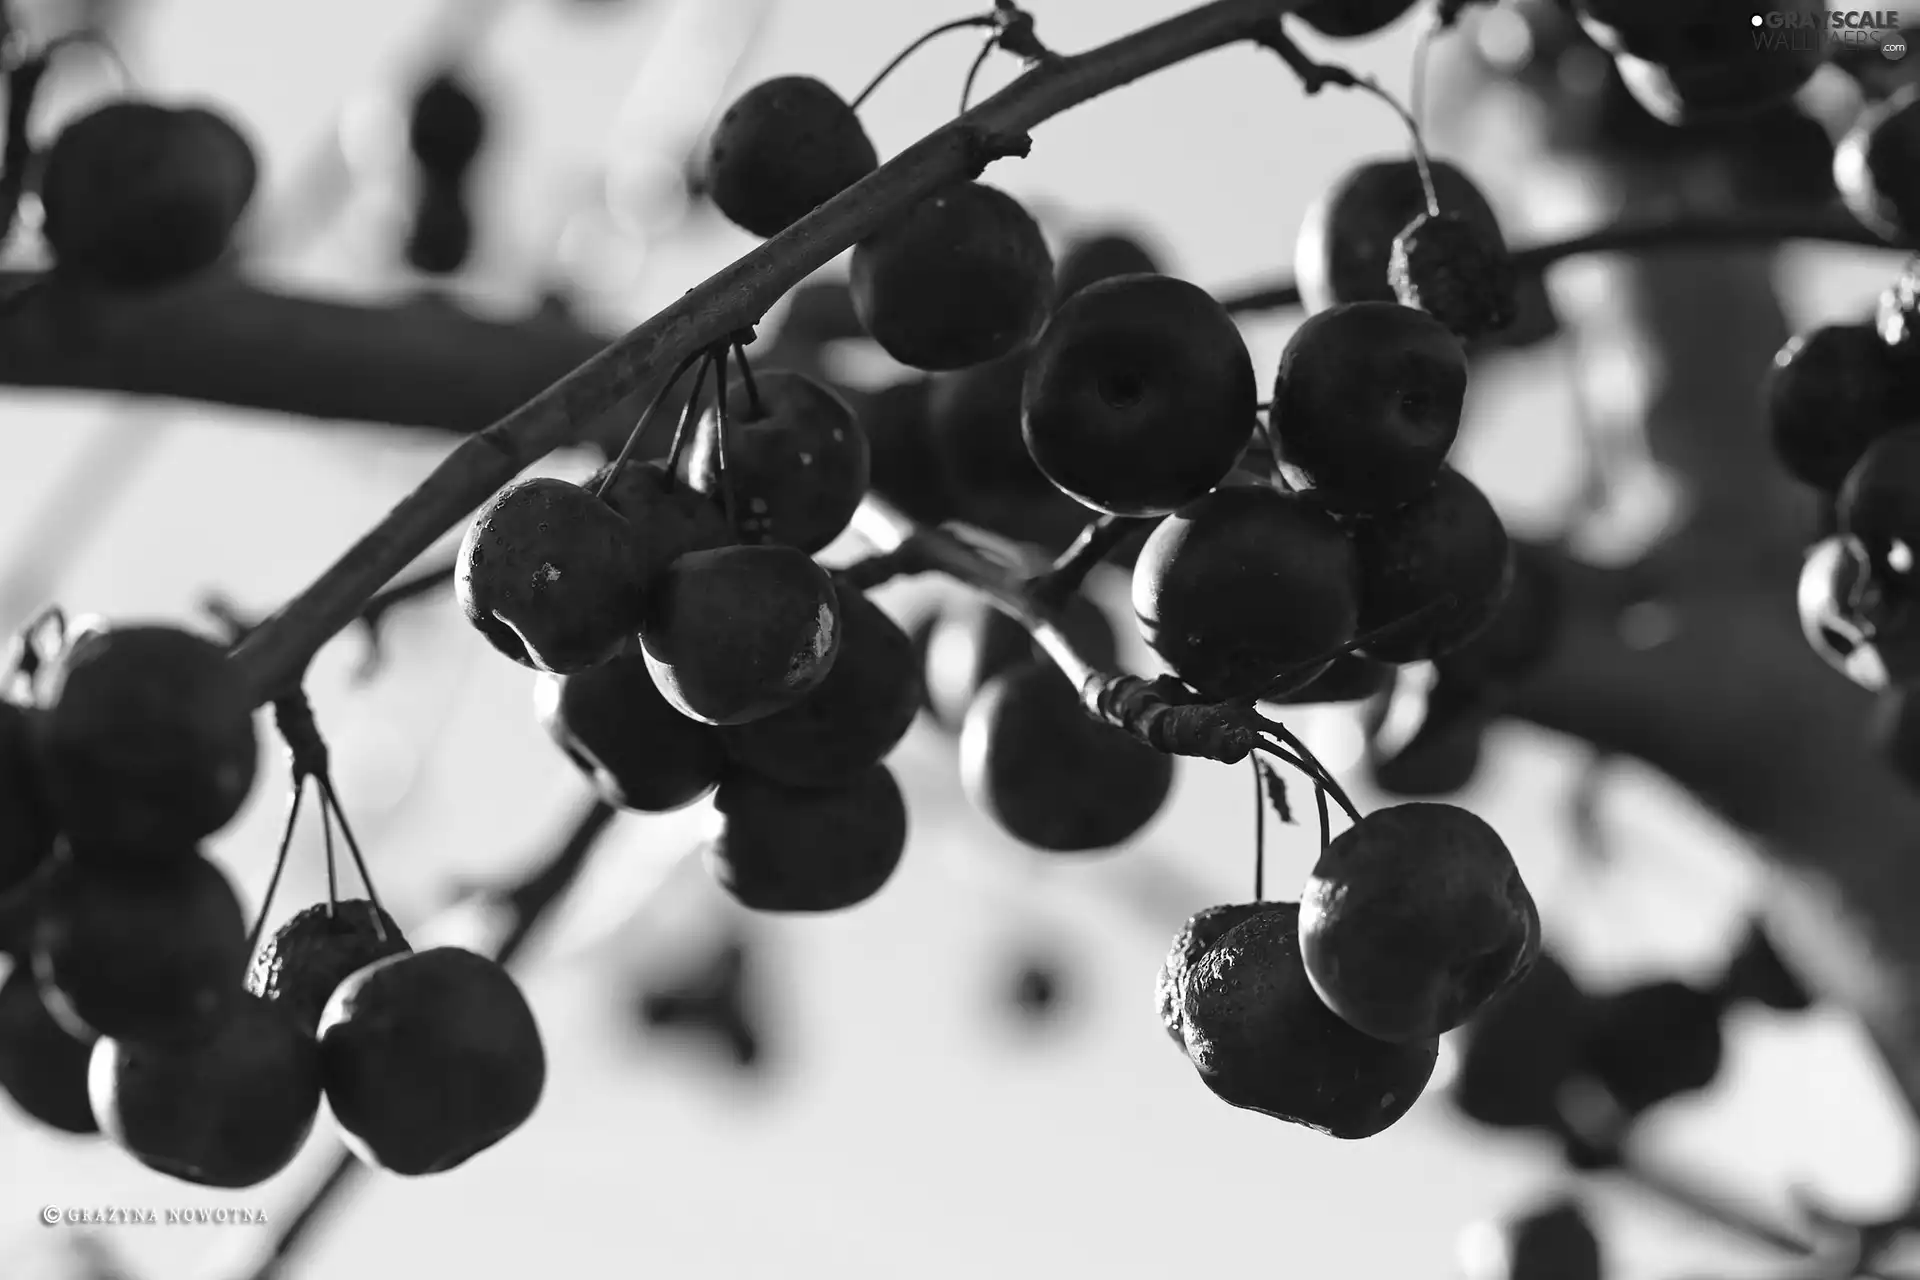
<box><xmin>849</xmin><ymin>180</ymin><xmax>1054</xmax><ymax>372</ymax></box>
<box><xmin>959</xmin><ymin>661</ymin><xmax>1175</xmax><ymax>854</ymax></box>
<box><xmin>318</xmin><ymin>947</ymin><xmax>547</xmax><ymax>1176</ymax></box>
<box><xmin>1837</xmin><ymin>82</ymin><xmax>1920</xmax><ymax>245</ymax></box>
<box><xmin>1797</xmin><ymin>532</ymin><xmax>1920</xmax><ymax>691</ymax></box>
<box><xmin>1178</xmin><ymin>902</ymin><xmax>1439</xmax><ymax>1139</ymax></box>
<box><xmin>1299</xmin><ymin>802</ymin><xmax>1540</xmax><ymax>1044</ymax></box>
<box><xmin>704</xmin><ymin>763</ymin><xmax>907</xmax><ymax>913</ymax></box>
<box><xmin>1021</xmin><ymin>273</ymin><xmax>1257</xmax><ymax>517</ymax></box>
<box><xmin>705</xmin><ymin>76</ymin><xmax>878</xmax><ymax>238</ymax></box>
<box><xmin>36</xmin><ymin>624</ymin><xmax>258</xmax><ymax>857</ymax></box>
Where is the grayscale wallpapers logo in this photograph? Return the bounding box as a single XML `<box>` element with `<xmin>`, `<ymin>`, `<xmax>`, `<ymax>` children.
<box><xmin>1751</xmin><ymin>9</ymin><xmax>1906</xmax><ymax>57</ymax></box>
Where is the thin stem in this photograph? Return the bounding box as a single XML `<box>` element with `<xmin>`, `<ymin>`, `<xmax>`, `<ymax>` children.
<box><xmin>1409</xmin><ymin>15</ymin><xmax>1439</xmax><ymax>137</ymax></box>
<box><xmin>711</xmin><ymin>345</ymin><xmax>738</xmax><ymax>535</ymax></box>
<box><xmin>316</xmin><ymin>773</ymin><xmax>390</xmax><ymax>943</ymax></box>
<box><xmin>1250</xmin><ymin>756</ymin><xmax>1266</xmax><ymax>901</ymax></box>
<box><xmin>960</xmin><ymin>33</ymin><xmax>999</xmax><ymax>115</ymax></box>
<box><xmin>1356</xmin><ymin>77</ymin><xmax>1437</xmax><ymax>216</ymax></box>
<box><xmin>731</xmin><ymin>337</ymin><xmax>763</xmax><ymax>419</ymax></box>
<box><xmin>1313</xmin><ymin>779</ymin><xmax>1331</xmax><ymax>854</ymax></box>
<box><xmin>600</xmin><ymin>346</ymin><xmax>707</xmax><ymax>495</ymax></box>
<box><xmin>319</xmin><ymin>787</ymin><xmax>339</xmax><ymax>913</ymax></box>
<box><xmin>246</xmin><ymin>776</ymin><xmax>307</xmax><ymax>956</ymax></box>
<box><xmin>662</xmin><ymin>349</ymin><xmax>718</xmax><ymax>481</ymax></box>
<box><xmin>850</xmin><ymin>14</ymin><xmax>1000</xmax><ymax>111</ymax></box>
<box><xmin>1259</xmin><ymin>718</ymin><xmax>1361</xmax><ymax>823</ymax></box>
<box><xmin>1029</xmin><ymin>514</ymin><xmax>1151</xmax><ymax>607</ymax></box>
<box><xmin>1255</xmin><ymin>595</ymin><xmax>1456</xmax><ymax>700</ymax></box>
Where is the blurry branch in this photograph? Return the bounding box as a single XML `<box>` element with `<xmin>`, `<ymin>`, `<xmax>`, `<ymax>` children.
<box><xmin>1216</xmin><ymin>208</ymin><xmax>1909</xmax><ymax>314</ymax></box>
<box><xmin>240</xmin><ymin>797</ymin><xmax>620</xmax><ymax>1280</ymax></box>
<box><xmin>218</xmin><ymin>0</ymin><xmax>1325</xmax><ymax>700</ymax></box>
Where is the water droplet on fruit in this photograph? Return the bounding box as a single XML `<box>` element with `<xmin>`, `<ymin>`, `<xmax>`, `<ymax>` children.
<box><xmin>537</xmin><ymin>562</ymin><xmax>562</xmax><ymax>586</ymax></box>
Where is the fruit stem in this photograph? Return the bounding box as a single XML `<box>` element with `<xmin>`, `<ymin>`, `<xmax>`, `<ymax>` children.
<box><xmin>317</xmin><ymin>772</ymin><xmax>391</xmax><ymax>942</ymax></box>
<box><xmin>960</xmin><ymin>32</ymin><xmax>1000</xmax><ymax>116</ymax></box>
<box><xmin>1256</xmin><ymin>715</ymin><xmax>1360</xmax><ymax>823</ymax></box>
<box><xmin>318</xmin><ymin>779</ymin><xmax>340</xmax><ymax>913</ymax></box>
<box><xmin>849</xmin><ymin>14</ymin><xmax>1001</xmax><ymax>113</ymax></box>
<box><xmin>1249</xmin><ymin>756</ymin><xmax>1266</xmax><ymax>900</ymax></box>
<box><xmin>1254</xmin><ymin>594</ymin><xmax>1456</xmax><ymax>701</ymax></box>
<box><xmin>1027</xmin><ymin>513</ymin><xmax>1153</xmax><ymax>609</ymax></box>
<box><xmin>709</xmin><ymin>345</ymin><xmax>740</xmax><ymax>536</ymax></box>
<box><xmin>245</xmin><ymin>774</ymin><xmax>308</xmax><ymax>956</ymax></box>
<box><xmin>598</xmin><ymin>346</ymin><xmax>708</xmax><ymax>499</ymax></box>
<box><xmin>731</xmin><ymin>336</ymin><xmax>764</xmax><ymax>419</ymax></box>
<box><xmin>661</xmin><ymin>348</ymin><xmax>719</xmax><ymax>480</ymax></box>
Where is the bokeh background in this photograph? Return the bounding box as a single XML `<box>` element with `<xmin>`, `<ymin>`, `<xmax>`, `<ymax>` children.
<box><xmin>0</xmin><ymin>1</ymin><xmax>1915</xmax><ymax>1277</ymax></box>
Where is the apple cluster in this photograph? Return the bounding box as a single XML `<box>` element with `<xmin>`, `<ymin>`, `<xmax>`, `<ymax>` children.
<box><xmin>0</xmin><ymin>625</ymin><xmax>543</xmax><ymax>1186</ymax></box>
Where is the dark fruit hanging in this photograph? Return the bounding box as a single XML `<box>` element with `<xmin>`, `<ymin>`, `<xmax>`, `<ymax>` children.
<box><xmin>536</xmin><ymin>655</ymin><xmax>729</xmax><ymax>813</ymax></box>
<box><xmin>1300</xmin><ymin>802</ymin><xmax>1539</xmax><ymax>1043</ymax></box>
<box><xmin>39</xmin><ymin>100</ymin><xmax>258</xmax><ymax>290</ymax></box>
<box><xmin>926</xmin><ymin>354</ymin><xmax>1093</xmax><ymax>551</ymax></box>
<box><xmin>1765</xmin><ymin>322</ymin><xmax>1905</xmax><ymax>493</ymax></box>
<box><xmin>1295</xmin><ymin>157</ymin><xmax>1506</xmax><ymax>314</ymax></box>
<box><xmin>456</xmin><ymin>477</ymin><xmax>649</xmax><ymax>674</ymax></box>
<box><xmin>584</xmin><ymin>458</ymin><xmax>734</xmax><ymax>591</ymax></box>
<box><xmin>1350</xmin><ymin>467</ymin><xmax>1514</xmax><ymax>663</ymax></box>
<box><xmin>1179</xmin><ymin>902</ymin><xmax>1439</xmax><ymax>1139</ymax></box>
<box><xmin>91</xmin><ymin>992</ymin><xmax>321</xmax><ymax>1187</ymax></box>
<box><xmin>1021</xmin><ymin>274</ymin><xmax>1257</xmax><ymax>517</ymax></box>
<box><xmin>719</xmin><ymin>578</ymin><xmax>919</xmax><ymax>790</ymax></box>
<box><xmin>1837</xmin><ymin>426</ymin><xmax>1920</xmax><ymax>581</ymax></box>
<box><xmin>1156</xmin><ymin>902</ymin><xmax>1285</xmax><ymax>1049</ymax></box>
<box><xmin>246</xmin><ymin>900</ymin><xmax>412</xmax><ymax>1033</ymax></box>
<box><xmin>705</xmin><ymin>764</ymin><xmax>907</xmax><ymax>912</ymax></box>
<box><xmin>1448</xmin><ymin>952</ymin><xmax>1592</xmax><ymax>1133</ymax></box>
<box><xmin>1389</xmin><ymin>210</ymin><xmax>1519</xmax><ymax>343</ymax></box>
<box><xmin>318</xmin><ymin>947</ymin><xmax>546</xmax><ymax>1175</ymax></box>
<box><xmin>1837</xmin><ymin>83</ymin><xmax>1920</xmax><ymax>243</ymax></box>
<box><xmin>639</xmin><ymin>545</ymin><xmax>842</xmax><ymax>725</ymax></box>
<box><xmin>1294</xmin><ymin>0</ymin><xmax>1422</xmax><ymax>38</ymax></box>
<box><xmin>1053</xmin><ymin>229</ymin><xmax>1162</xmax><ymax>300</ymax></box>
<box><xmin>0</xmin><ymin>963</ymin><xmax>97</xmax><ymax>1134</ymax></box>
<box><xmin>677</xmin><ymin>371</ymin><xmax>870</xmax><ymax>553</ymax></box>
<box><xmin>1575</xmin><ymin>979</ymin><xmax>1725</xmax><ymax>1116</ymax></box>
<box><xmin>1132</xmin><ymin>486</ymin><xmax>1360</xmax><ymax>700</ymax></box>
<box><xmin>1268</xmin><ymin>301</ymin><xmax>1470</xmax><ymax>515</ymax></box>
<box><xmin>850</xmin><ymin>181</ymin><xmax>1053</xmax><ymax>371</ymax></box>
<box><xmin>37</xmin><ymin>624</ymin><xmax>258</xmax><ymax>857</ymax></box>
<box><xmin>34</xmin><ymin>851</ymin><xmax>248</xmax><ymax>1049</ymax></box>
<box><xmin>959</xmin><ymin>662</ymin><xmax>1175</xmax><ymax>853</ymax></box>
<box><xmin>706</xmin><ymin>77</ymin><xmax>878</xmax><ymax>238</ymax></box>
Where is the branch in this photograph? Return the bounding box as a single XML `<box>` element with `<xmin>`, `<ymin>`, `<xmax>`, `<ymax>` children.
<box><xmin>221</xmin><ymin>0</ymin><xmax>1320</xmax><ymax>703</ymax></box>
<box><xmin>1216</xmin><ymin>208</ymin><xmax>1910</xmax><ymax>314</ymax></box>
<box><xmin>241</xmin><ymin>798</ymin><xmax>621</xmax><ymax>1280</ymax></box>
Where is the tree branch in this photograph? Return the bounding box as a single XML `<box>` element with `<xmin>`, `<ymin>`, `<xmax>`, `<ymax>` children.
<box><xmin>220</xmin><ymin>0</ymin><xmax>1320</xmax><ymax>703</ymax></box>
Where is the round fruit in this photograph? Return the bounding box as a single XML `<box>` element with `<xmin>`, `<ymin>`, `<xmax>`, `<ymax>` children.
<box><xmin>1838</xmin><ymin>426</ymin><xmax>1920</xmax><ymax>578</ymax></box>
<box><xmin>583</xmin><ymin>457</ymin><xmax>734</xmax><ymax>590</ymax></box>
<box><xmin>927</xmin><ymin>354</ymin><xmax>1093</xmax><ymax>550</ymax></box>
<box><xmin>1295</xmin><ymin>0</ymin><xmax>1420</xmax><ymax>37</ymax></box>
<box><xmin>1131</xmin><ymin>486</ymin><xmax>1360</xmax><ymax>700</ymax></box>
<box><xmin>407</xmin><ymin>70</ymin><xmax>487</xmax><ymax>180</ymax></box>
<box><xmin>0</xmin><ymin>700</ymin><xmax>54</xmax><ymax>897</ymax></box>
<box><xmin>1295</xmin><ymin>157</ymin><xmax>1506</xmax><ymax>315</ymax></box>
<box><xmin>706</xmin><ymin>77</ymin><xmax>878</xmax><ymax>238</ymax></box>
<box><xmin>246</xmin><ymin>900</ymin><xmax>412</xmax><ymax>1033</ymax></box>
<box><xmin>90</xmin><ymin>992</ymin><xmax>321</xmax><ymax>1187</ymax></box>
<box><xmin>921</xmin><ymin>592</ymin><xmax>1119</xmax><ymax>731</ymax></box>
<box><xmin>1155</xmin><ymin>902</ymin><xmax>1284</xmax><ymax>1049</ymax></box>
<box><xmin>455</xmin><ymin>477</ymin><xmax>649</xmax><ymax>674</ymax></box>
<box><xmin>536</xmin><ymin>655</ymin><xmax>728</xmax><ymax>812</ymax></box>
<box><xmin>1576</xmin><ymin>979</ymin><xmax>1724</xmax><ymax>1116</ymax></box>
<box><xmin>639</xmin><ymin>545</ymin><xmax>842</xmax><ymax>725</ymax></box>
<box><xmin>1837</xmin><ymin>83</ymin><xmax>1920</xmax><ymax>243</ymax></box>
<box><xmin>40</xmin><ymin>100</ymin><xmax>258</xmax><ymax>290</ymax></box>
<box><xmin>1766</xmin><ymin>322</ymin><xmax>1904</xmax><ymax>492</ymax></box>
<box><xmin>850</xmin><ymin>181</ymin><xmax>1053</xmax><ymax>371</ymax></box>
<box><xmin>1022</xmin><ymin>274</ymin><xmax>1256</xmax><ymax>517</ymax></box>
<box><xmin>0</xmin><ymin>962</ymin><xmax>97</xmax><ymax>1134</ymax></box>
<box><xmin>1448</xmin><ymin>952</ymin><xmax>1591</xmax><ymax>1133</ymax></box>
<box><xmin>318</xmin><ymin>947</ymin><xmax>546</xmax><ymax>1175</ymax></box>
<box><xmin>1180</xmin><ymin>903</ymin><xmax>1439</xmax><ymax>1139</ymax></box>
<box><xmin>37</xmin><ymin>624</ymin><xmax>257</xmax><ymax>857</ymax></box>
<box><xmin>1350</xmin><ymin>467</ymin><xmax>1514</xmax><ymax>663</ymax></box>
<box><xmin>1268</xmin><ymin>302</ymin><xmax>1469</xmax><ymax>515</ymax></box>
<box><xmin>1300</xmin><ymin>802</ymin><xmax>1540</xmax><ymax>1043</ymax></box>
<box><xmin>34</xmin><ymin>852</ymin><xmax>248</xmax><ymax>1049</ymax></box>
<box><xmin>705</xmin><ymin>764</ymin><xmax>907</xmax><ymax>912</ymax></box>
<box><xmin>678</xmin><ymin>371</ymin><xmax>870</xmax><ymax>553</ymax></box>
<box><xmin>1796</xmin><ymin>533</ymin><xmax>1920</xmax><ymax>691</ymax></box>
<box><xmin>1054</xmin><ymin>230</ymin><xmax>1162</xmax><ymax>300</ymax></box>
<box><xmin>1389</xmin><ymin>211</ymin><xmax>1519</xmax><ymax>342</ymax></box>
<box><xmin>719</xmin><ymin>578</ymin><xmax>919</xmax><ymax>789</ymax></box>
<box><xmin>959</xmin><ymin>662</ymin><xmax>1175</xmax><ymax>853</ymax></box>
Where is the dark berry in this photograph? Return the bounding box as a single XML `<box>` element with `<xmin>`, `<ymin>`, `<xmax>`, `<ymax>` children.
<box><xmin>1766</xmin><ymin>322</ymin><xmax>1905</xmax><ymax>492</ymax></box>
<box><xmin>1351</xmin><ymin>467</ymin><xmax>1514</xmax><ymax>663</ymax></box>
<box><xmin>1389</xmin><ymin>210</ymin><xmax>1519</xmax><ymax>342</ymax></box>
<box><xmin>706</xmin><ymin>77</ymin><xmax>877</xmax><ymax>238</ymax></box>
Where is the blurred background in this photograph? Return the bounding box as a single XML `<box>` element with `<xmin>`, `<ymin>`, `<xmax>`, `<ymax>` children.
<box><xmin>0</xmin><ymin>0</ymin><xmax>1915</xmax><ymax>1277</ymax></box>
